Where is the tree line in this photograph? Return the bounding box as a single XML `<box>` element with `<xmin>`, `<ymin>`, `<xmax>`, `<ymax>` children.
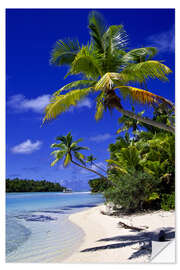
<box><xmin>6</xmin><ymin>178</ymin><xmax>66</xmax><ymax>192</ymax></box>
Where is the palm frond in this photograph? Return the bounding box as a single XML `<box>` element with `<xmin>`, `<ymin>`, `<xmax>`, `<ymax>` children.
<box><xmin>122</xmin><ymin>60</ymin><xmax>172</xmax><ymax>82</ymax></box>
<box><xmin>116</xmin><ymin>126</ymin><xmax>128</xmax><ymax>134</ymax></box>
<box><xmin>63</xmin><ymin>153</ymin><xmax>71</xmax><ymax>167</ymax></box>
<box><xmin>122</xmin><ymin>47</ymin><xmax>157</xmax><ymax>63</ymax></box>
<box><xmin>51</xmin><ymin>158</ymin><xmax>59</xmax><ymax>167</ymax></box>
<box><xmin>74</xmin><ymin>151</ymin><xmax>86</xmax><ymax>165</ymax></box>
<box><xmin>66</xmin><ymin>132</ymin><xmax>73</xmax><ymax>147</ymax></box>
<box><xmin>50</xmin><ymin>143</ymin><xmax>66</xmax><ymax>149</ymax></box>
<box><xmin>118</xmin><ymin>86</ymin><xmax>174</xmax><ymax>107</ymax></box>
<box><xmin>50</xmin><ymin>150</ymin><xmax>60</xmax><ymax>156</ymax></box>
<box><xmin>72</xmin><ymin>146</ymin><xmax>89</xmax><ymax>151</ymax></box>
<box><xmin>53</xmin><ymin>80</ymin><xmax>97</xmax><ymax>96</ymax></box>
<box><xmin>43</xmin><ymin>87</ymin><xmax>92</xmax><ymax>123</ymax></box>
<box><xmin>95</xmin><ymin>92</ymin><xmax>105</xmax><ymax>121</ymax></box>
<box><xmin>106</xmin><ymin>159</ymin><xmax>127</xmax><ymax>174</ymax></box>
<box><xmin>70</xmin><ymin>139</ymin><xmax>83</xmax><ymax>150</ymax></box>
<box><xmin>50</xmin><ymin>150</ymin><xmax>66</xmax><ymax>166</ymax></box>
<box><xmin>70</xmin><ymin>45</ymin><xmax>103</xmax><ymax>79</ymax></box>
<box><xmin>88</xmin><ymin>11</ymin><xmax>107</xmax><ymax>53</ymax></box>
<box><xmin>87</xmin><ymin>155</ymin><xmax>96</xmax><ymax>163</ymax></box>
<box><xmin>103</xmin><ymin>25</ymin><xmax>128</xmax><ymax>53</ymax></box>
<box><xmin>95</xmin><ymin>102</ymin><xmax>105</xmax><ymax>121</ymax></box>
<box><xmin>95</xmin><ymin>72</ymin><xmax>114</xmax><ymax>90</ymax></box>
<box><xmin>50</xmin><ymin>39</ymin><xmax>80</xmax><ymax>66</ymax></box>
<box><xmin>95</xmin><ymin>72</ymin><xmax>142</xmax><ymax>91</ymax></box>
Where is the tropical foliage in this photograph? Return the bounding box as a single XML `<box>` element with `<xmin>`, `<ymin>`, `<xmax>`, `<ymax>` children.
<box><xmin>104</xmin><ymin>170</ymin><xmax>160</xmax><ymax>211</ymax></box>
<box><xmin>86</xmin><ymin>154</ymin><xmax>107</xmax><ymax>173</ymax></box>
<box><xmin>50</xmin><ymin>132</ymin><xmax>107</xmax><ymax>179</ymax></box>
<box><xmin>104</xmin><ymin>106</ymin><xmax>175</xmax><ymax>212</ymax></box>
<box><xmin>43</xmin><ymin>11</ymin><xmax>174</xmax><ymax>133</ymax></box>
<box><xmin>6</xmin><ymin>178</ymin><xmax>65</xmax><ymax>192</ymax></box>
<box><xmin>88</xmin><ymin>177</ymin><xmax>112</xmax><ymax>193</ymax></box>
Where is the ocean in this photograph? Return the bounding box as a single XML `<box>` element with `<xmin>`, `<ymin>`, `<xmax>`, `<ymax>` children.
<box><xmin>6</xmin><ymin>192</ymin><xmax>104</xmax><ymax>263</ymax></box>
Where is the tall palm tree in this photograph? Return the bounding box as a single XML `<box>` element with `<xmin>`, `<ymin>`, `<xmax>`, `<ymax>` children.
<box><xmin>50</xmin><ymin>132</ymin><xmax>106</xmax><ymax>179</ymax></box>
<box><xmin>43</xmin><ymin>11</ymin><xmax>174</xmax><ymax>133</ymax></box>
<box><xmin>86</xmin><ymin>154</ymin><xmax>107</xmax><ymax>173</ymax></box>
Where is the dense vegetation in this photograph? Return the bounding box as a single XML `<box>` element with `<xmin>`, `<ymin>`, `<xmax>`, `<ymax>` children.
<box><xmin>88</xmin><ymin>178</ymin><xmax>112</xmax><ymax>193</ymax></box>
<box><xmin>6</xmin><ymin>178</ymin><xmax>66</xmax><ymax>192</ymax></box>
<box><xmin>104</xmin><ymin>105</ymin><xmax>175</xmax><ymax>212</ymax></box>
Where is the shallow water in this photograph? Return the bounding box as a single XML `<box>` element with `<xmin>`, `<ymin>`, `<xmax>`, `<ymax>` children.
<box><xmin>6</xmin><ymin>192</ymin><xmax>104</xmax><ymax>263</ymax></box>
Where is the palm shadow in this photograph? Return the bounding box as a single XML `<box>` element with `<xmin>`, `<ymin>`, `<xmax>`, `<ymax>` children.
<box><xmin>80</xmin><ymin>227</ymin><xmax>175</xmax><ymax>260</ymax></box>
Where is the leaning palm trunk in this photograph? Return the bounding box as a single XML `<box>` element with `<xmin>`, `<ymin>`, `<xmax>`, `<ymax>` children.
<box><xmin>92</xmin><ymin>162</ymin><xmax>107</xmax><ymax>173</ymax></box>
<box><xmin>71</xmin><ymin>159</ymin><xmax>106</xmax><ymax>179</ymax></box>
<box><xmin>117</xmin><ymin>107</ymin><xmax>175</xmax><ymax>134</ymax></box>
<box><xmin>71</xmin><ymin>159</ymin><xmax>117</xmax><ymax>187</ymax></box>
<box><xmin>104</xmin><ymin>91</ymin><xmax>175</xmax><ymax>134</ymax></box>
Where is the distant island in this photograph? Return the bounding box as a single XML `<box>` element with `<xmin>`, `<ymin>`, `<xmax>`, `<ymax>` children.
<box><xmin>6</xmin><ymin>178</ymin><xmax>67</xmax><ymax>192</ymax></box>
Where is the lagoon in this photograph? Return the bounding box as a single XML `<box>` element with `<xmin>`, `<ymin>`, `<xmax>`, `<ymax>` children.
<box><xmin>6</xmin><ymin>192</ymin><xmax>104</xmax><ymax>262</ymax></box>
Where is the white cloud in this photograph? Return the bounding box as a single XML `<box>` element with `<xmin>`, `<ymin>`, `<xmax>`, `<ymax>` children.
<box><xmin>11</xmin><ymin>139</ymin><xmax>42</xmax><ymax>154</ymax></box>
<box><xmin>146</xmin><ymin>27</ymin><xmax>175</xmax><ymax>53</ymax></box>
<box><xmin>8</xmin><ymin>94</ymin><xmax>51</xmax><ymax>113</ymax></box>
<box><xmin>8</xmin><ymin>94</ymin><xmax>92</xmax><ymax>114</ymax></box>
<box><xmin>69</xmin><ymin>98</ymin><xmax>92</xmax><ymax>112</ymax></box>
<box><xmin>89</xmin><ymin>133</ymin><xmax>112</xmax><ymax>142</ymax></box>
<box><xmin>77</xmin><ymin>98</ymin><xmax>92</xmax><ymax>109</ymax></box>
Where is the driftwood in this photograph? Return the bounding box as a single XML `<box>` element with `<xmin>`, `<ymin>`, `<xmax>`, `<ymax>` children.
<box><xmin>118</xmin><ymin>221</ymin><xmax>148</xmax><ymax>231</ymax></box>
<box><xmin>100</xmin><ymin>210</ymin><xmax>115</xmax><ymax>216</ymax></box>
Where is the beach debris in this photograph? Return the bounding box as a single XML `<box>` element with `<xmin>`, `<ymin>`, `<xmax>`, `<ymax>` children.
<box><xmin>118</xmin><ymin>221</ymin><xmax>148</xmax><ymax>231</ymax></box>
<box><xmin>100</xmin><ymin>210</ymin><xmax>121</xmax><ymax>216</ymax></box>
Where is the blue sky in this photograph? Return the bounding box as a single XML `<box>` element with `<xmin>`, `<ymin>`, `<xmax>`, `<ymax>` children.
<box><xmin>6</xmin><ymin>9</ymin><xmax>175</xmax><ymax>191</ymax></box>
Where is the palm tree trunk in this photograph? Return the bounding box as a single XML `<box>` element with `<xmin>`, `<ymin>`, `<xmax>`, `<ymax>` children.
<box><xmin>71</xmin><ymin>159</ymin><xmax>117</xmax><ymax>187</ymax></box>
<box><xmin>92</xmin><ymin>162</ymin><xmax>107</xmax><ymax>173</ymax></box>
<box><xmin>71</xmin><ymin>159</ymin><xmax>106</xmax><ymax>179</ymax></box>
<box><xmin>115</xmin><ymin>106</ymin><xmax>175</xmax><ymax>134</ymax></box>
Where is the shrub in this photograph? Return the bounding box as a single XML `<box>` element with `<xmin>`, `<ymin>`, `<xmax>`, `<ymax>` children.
<box><xmin>161</xmin><ymin>192</ymin><xmax>175</xmax><ymax>211</ymax></box>
<box><xmin>104</xmin><ymin>170</ymin><xmax>160</xmax><ymax>212</ymax></box>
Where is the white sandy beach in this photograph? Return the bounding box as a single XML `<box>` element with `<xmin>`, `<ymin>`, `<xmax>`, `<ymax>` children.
<box><xmin>62</xmin><ymin>204</ymin><xmax>175</xmax><ymax>263</ymax></box>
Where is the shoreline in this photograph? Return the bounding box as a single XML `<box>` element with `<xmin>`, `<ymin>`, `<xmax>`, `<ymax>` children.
<box><xmin>62</xmin><ymin>204</ymin><xmax>175</xmax><ymax>263</ymax></box>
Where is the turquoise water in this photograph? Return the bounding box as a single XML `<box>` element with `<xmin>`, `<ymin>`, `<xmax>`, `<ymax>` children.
<box><xmin>6</xmin><ymin>192</ymin><xmax>104</xmax><ymax>262</ymax></box>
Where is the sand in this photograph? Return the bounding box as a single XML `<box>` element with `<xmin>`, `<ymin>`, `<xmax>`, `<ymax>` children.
<box><xmin>62</xmin><ymin>204</ymin><xmax>175</xmax><ymax>263</ymax></box>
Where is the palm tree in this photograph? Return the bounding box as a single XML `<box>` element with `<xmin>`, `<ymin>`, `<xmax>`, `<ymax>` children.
<box><xmin>43</xmin><ymin>11</ymin><xmax>174</xmax><ymax>134</ymax></box>
<box><xmin>50</xmin><ymin>132</ymin><xmax>106</xmax><ymax>179</ymax></box>
<box><xmin>86</xmin><ymin>154</ymin><xmax>107</xmax><ymax>173</ymax></box>
<box><xmin>117</xmin><ymin>106</ymin><xmax>145</xmax><ymax>134</ymax></box>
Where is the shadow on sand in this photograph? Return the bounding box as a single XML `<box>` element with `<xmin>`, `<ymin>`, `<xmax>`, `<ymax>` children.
<box><xmin>80</xmin><ymin>227</ymin><xmax>175</xmax><ymax>260</ymax></box>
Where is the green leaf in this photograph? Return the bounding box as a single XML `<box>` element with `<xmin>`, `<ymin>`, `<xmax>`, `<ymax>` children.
<box><xmin>43</xmin><ymin>88</ymin><xmax>92</xmax><ymax>123</ymax></box>
<box><xmin>103</xmin><ymin>25</ymin><xmax>128</xmax><ymax>53</ymax></box>
<box><xmin>122</xmin><ymin>60</ymin><xmax>172</xmax><ymax>82</ymax></box>
<box><xmin>88</xmin><ymin>11</ymin><xmax>107</xmax><ymax>53</ymax></box>
<box><xmin>51</xmin><ymin>159</ymin><xmax>59</xmax><ymax>167</ymax></box>
<box><xmin>53</xmin><ymin>80</ymin><xmax>96</xmax><ymax>96</ymax></box>
<box><xmin>122</xmin><ymin>47</ymin><xmax>158</xmax><ymax>63</ymax></box>
<box><xmin>148</xmin><ymin>192</ymin><xmax>159</xmax><ymax>201</ymax></box>
<box><xmin>74</xmin><ymin>152</ymin><xmax>86</xmax><ymax>165</ymax></box>
<box><xmin>50</xmin><ymin>39</ymin><xmax>80</xmax><ymax>66</ymax></box>
<box><xmin>63</xmin><ymin>153</ymin><xmax>71</xmax><ymax>167</ymax></box>
<box><xmin>70</xmin><ymin>45</ymin><xmax>103</xmax><ymax>79</ymax></box>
